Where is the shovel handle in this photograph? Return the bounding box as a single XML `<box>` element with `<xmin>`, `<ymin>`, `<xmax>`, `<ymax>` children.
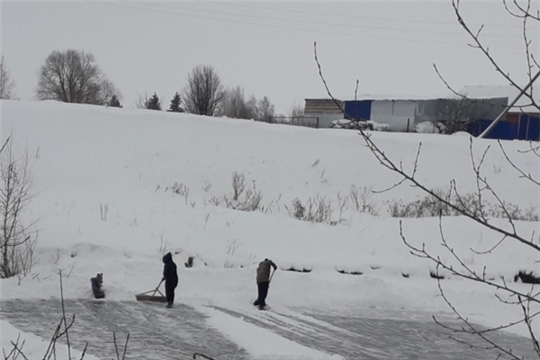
<box><xmin>153</xmin><ymin>279</ymin><xmax>164</xmax><ymax>295</ymax></box>
<box><xmin>269</xmin><ymin>268</ymin><xmax>276</xmax><ymax>284</ymax></box>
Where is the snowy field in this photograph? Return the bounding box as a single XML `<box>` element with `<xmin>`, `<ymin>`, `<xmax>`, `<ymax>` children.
<box><xmin>0</xmin><ymin>100</ymin><xmax>538</xmax><ymax>358</ymax></box>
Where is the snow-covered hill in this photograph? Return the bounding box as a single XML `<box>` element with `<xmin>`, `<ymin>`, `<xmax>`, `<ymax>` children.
<box><xmin>1</xmin><ymin>100</ymin><xmax>538</xmax><ymax>347</ymax></box>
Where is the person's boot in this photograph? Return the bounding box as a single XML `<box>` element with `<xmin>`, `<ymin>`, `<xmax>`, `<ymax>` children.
<box><xmin>258</xmin><ymin>304</ymin><xmax>265</xmax><ymax>310</ymax></box>
<box><xmin>166</xmin><ymin>302</ymin><xmax>172</xmax><ymax>308</ymax></box>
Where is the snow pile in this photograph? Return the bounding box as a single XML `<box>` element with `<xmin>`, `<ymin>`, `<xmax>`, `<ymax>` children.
<box><xmin>452</xmin><ymin>131</ymin><xmax>473</xmax><ymax>137</ymax></box>
<box><xmin>330</xmin><ymin>119</ymin><xmax>390</xmax><ymax>131</ymax></box>
<box><xmin>369</xmin><ymin>120</ymin><xmax>390</xmax><ymax>131</ymax></box>
<box><xmin>415</xmin><ymin>121</ymin><xmax>440</xmax><ymax>133</ymax></box>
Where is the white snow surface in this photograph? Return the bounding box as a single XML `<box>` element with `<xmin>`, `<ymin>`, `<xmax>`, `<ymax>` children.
<box><xmin>200</xmin><ymin>306</ymin><xmax>343</xmax><ymax>360</ymax></box>
<box><xmin>0</xmin><ymin>320</ymin><xmax>99</xmax><ymax>360</ymax></box>
<box><xmin>0</xmin><ymin>100</ymin><xmax>538</xmax><ymax>353</ymax></box>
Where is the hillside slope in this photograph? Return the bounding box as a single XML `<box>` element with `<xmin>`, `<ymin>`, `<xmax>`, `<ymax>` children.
<box><xmin>1</xmin><ymin>100</ymin><xmax>538</xmax><ymax>342</ymax></box>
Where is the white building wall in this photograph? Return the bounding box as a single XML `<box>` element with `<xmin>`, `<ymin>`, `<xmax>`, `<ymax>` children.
<box><xmin>370</xmin><ymin>100</ymin><xmax>416</xmax><ymax>132</ymax></box>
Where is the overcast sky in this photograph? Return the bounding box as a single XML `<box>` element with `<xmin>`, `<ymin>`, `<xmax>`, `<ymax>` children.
<box><xmin>1</xmin><ymin>1</ymin><xmax>536</xmax><ymax>113</ymax></box>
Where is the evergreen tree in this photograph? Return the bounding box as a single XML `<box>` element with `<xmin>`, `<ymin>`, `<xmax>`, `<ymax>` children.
<box><xmin>168</xmin><ymin>92</ymin><xmax>183</xmax><ymax>112</ymax></box>
<box><xmin>108</xmin><ymin>95</ymin><xmax>122</xmax><ymax>108</ymax></box>
<box><xmin>145</xmin><ymin>92</ymin><xmax>161</xmax><ymax>110</ymax></box>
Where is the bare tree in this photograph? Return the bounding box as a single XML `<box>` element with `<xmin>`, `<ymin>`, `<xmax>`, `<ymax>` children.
<box><xmin>182</xmin><ymin>65</ymin><xmax>225</xmax><ymax>116</ymax></box>
<box><xmin>36</xmin><ymin>49</ymin><xmax>120</xmax><ymax>105</ymax></box>
<box><xmin>313</xmin><ymin>0</ymin><xmax>540</xmax><ymax>356</ymax></box>
<box><xmin>0</xmin><ymin>138</ymin><xmax>37</xmax><ymax>279</ymax></box>
<box><xmin>136</xmin><ymin>93</ymin><xmax>150</xmax><ymax>109</ymax></box>
<box><xmin>222</xmin><ymin>90</ymin><xmax>275</xmax><ymax>122</ymax></box>
<box><xmin>0</xmin><ymin>56</ymin><xmax>16</xmax><ymax>100</ymax></box>
<box><xmin>438</xmin><ymin>98</ymin><xmax>497</xmax><ymax>134</ymax></box>
<box><xmin>290</xmin><ymin>102</ymin><xmax>304</xmax><ymax>118</ymax></box>
<box><xmin>222</xmin><ymin>86</ymin><xmax>255</xmax><ymax>119</ymax></box>
<box><xmin>257</xmin><ymin>96</ymin><xmax>275</xmax><ymax>122</ymax></box>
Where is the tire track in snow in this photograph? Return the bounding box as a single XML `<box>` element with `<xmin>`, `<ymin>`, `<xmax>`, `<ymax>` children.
<box><xmin>0</xmin><ymin>299</ymin><xmax>249</xmax><ymax>360</ymax></box>
<box><xmin>206</xmin><ymin>305</ymin><xmax>537</xmax><ymax>360</ymax></box>
<box><xmin>206</xmin><ymin>305</ymin><xmax>384</xmax><ymax>359</ymax></box>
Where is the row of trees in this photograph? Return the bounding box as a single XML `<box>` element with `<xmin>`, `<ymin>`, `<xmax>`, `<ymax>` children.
<box><xmin>0</xmin><ymin>50</ymin><xmax>287</xmax><ymax>122</ymax></box>
<box><xmin>137</xmin><ymin>65</ymin><xmax>281</xmax><ymax>122</ymax></box>
<box><xmin>0</xmin><ymin>49</ymin><xmax>477</xmax><ymax>131</ymax></box>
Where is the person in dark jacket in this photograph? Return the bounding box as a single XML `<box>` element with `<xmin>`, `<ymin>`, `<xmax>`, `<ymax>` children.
<box><xmin>90</xmin><ymin>273</ymin><xmax>105</xmax><ymax>299</ymax></box>
<box><xmin>253</xmin><ymin>258</ymin><xmax>277</xmax><ymax>310</ymax></box>
<box><xmin>162</xmin><ymin>252</ymin><xmax>178</xmax><ymax>308</ymax></box>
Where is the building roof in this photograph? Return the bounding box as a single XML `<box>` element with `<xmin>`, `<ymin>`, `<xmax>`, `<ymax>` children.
<box><xmin>460</xmin><ymin>85</ymin><xmax>539</xmax><ymax>114</ymax></box>
<box><xmin>305</xmin><ymin>93</ymin><xmax>449</xmax><ymax>102</ymax></box>
<box><xmin>304</xmin><ymin>98</ymin><xmax>343</xmax><ymax>113</ymax></box>
<box><xmin>347</xmin><ymin>93</ymin><xmax>448</xmax><ymax>101</ymax></box>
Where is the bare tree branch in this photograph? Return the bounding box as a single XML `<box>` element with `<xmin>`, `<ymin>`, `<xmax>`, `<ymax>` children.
<box><xmin>0</xmin><ymin>137</ymin><xmax>9</xmax><ymax>155</ymax></box>
<box><xmin>498</xmin><ymin>140</ymin><xmax>540</xmax><ymax>186</ymax></box>
<box><xmin>452</xmin><ymin>0</ymin><xmax>539</xmax><ymax>112</ymax></box>
<box><xmin>519</xmin><ymin>295</ymin><xmax>540</xmax><ymax>357</ymax></box>
<box><xmin>433</xmin><ymin>271</ymin><xmax>525</xmax><ymax>359</ymax></box>
<box><xmin>470</xmin><ymin>235</ymin><xmax>507</xmax><ymax>255</ymax></box>
<box><xmin>314</xmin><ymin>41</ymin><xmax>539</xmax><ymax>253</ymax></box>
<box><xmin>59</xmin><ymin>269</ymin><xmax>72</xmax><ymax>360</ymax></box>
<box><xmin>400</xmin><ymin>220</ymin><xmax>539</xmax><ymax>305</ymax></box>
<box><xmin>314</xmin><ymin>42</ymin><xmax>346</xmax><ymax>115</ymax></box>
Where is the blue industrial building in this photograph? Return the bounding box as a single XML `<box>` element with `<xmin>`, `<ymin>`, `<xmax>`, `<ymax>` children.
<box><xmin>304</xmin><ymin>85</ymin><xmax>539</xmax><ymax>140</ymax></box>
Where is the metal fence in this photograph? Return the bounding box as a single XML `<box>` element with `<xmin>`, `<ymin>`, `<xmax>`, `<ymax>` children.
<box><xmin>268</xmin><ymin>116</ymin><xmax>320</xmax><ymax>129</ymax></box>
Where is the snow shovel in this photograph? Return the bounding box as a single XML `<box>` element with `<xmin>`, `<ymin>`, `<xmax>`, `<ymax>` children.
<box><xmin>135</xmin><ymin>279</ymin><xmax>167</xmax><ymax>303</ymax></box>
<box><xmin>269</xmin><ymin>268</ymin><xmax>276</xmax><ymax>284</ymax></box>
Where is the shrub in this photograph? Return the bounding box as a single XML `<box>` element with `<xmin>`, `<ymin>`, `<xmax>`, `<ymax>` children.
<box><xmin>514</xmin><ymin>270</ymin><xmax>540</xmax><ymax>284</ymax></box>
<box><xmin>289</xmin><ymin>196</ymin><xmax>333</xmax><ymax>223</ymax></box>
<box><xmin>224</xmin><ymin>172</ymin><xmax>263</xmax><ymax>212</ymax></box>
<box><xmin>336</xmin><ymin>269</ymin><xmax>363</xmax><ymax>275</ymax></box>
<box><xmin>231</xmin><ymin>171</ymin><xmax>246</xmax><ymax>201</ymax></box>
<box><xmin>430</xmin><ymin>270</ymin><xmax>445</xmax><ymax>280</ymax></box>
<box><xmin>385</xmin><ymin>189</ymin><xmax>538</xmax><ymax>221</ymax></box>
<box><xmin>284</xmin><ymin>267</ymin><xmax>312</xmax><ymax>273</ymax></box>
<box><xmin>349</xmin><ymin>185</ymin><xmax>378</xmax><ymax>215</ymax></box>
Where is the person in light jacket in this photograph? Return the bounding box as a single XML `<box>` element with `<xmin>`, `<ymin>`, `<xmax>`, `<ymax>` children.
<box><xmin>253</xmin><ymin>258</ymin><xmax>277</xmax><ymax>310</ymax></box>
